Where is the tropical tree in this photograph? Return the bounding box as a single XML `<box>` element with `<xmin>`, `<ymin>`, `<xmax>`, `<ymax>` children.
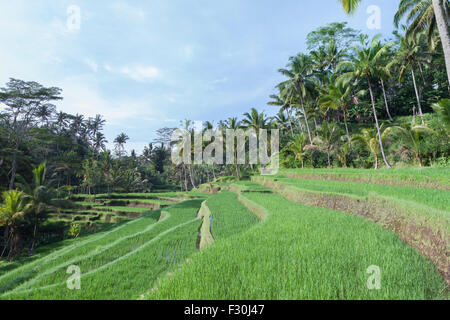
<box><xmin>336</xmin><ymin>140</ymin><xmax>351</xmax><ymax>168</ymax></box>
<box><xmin>389</xmin><ymin>29</ymin><xmax>432</xmax><ymax>124</ymax></box>
<box><xmin>0</xmin><ymin>79</ymin><xmax>63</xmax><ymax>190</ymax></box>
<box><xmin>242</xmin><ymin>108</ymin><xmax>272</xmax><ymax>133</ymax></box>
<box><xmin>394</xmin><ymin>0</ymin><xmax>450</xmax><ymax>84</ymax></box>
<box><xmin>339</xmin><ymin>0</ymin><xmax>450</xmax><ymax>84</ymax></box>
<box><xmin>319</xmin><ymin>76</ymin><xmax>363</xmax><ymax>141</ymax></box>
<box><xmin>19</xmin><ymin>163</ymin><xmax>55</xmax><ymax>253</ymax></box>
<box><xmin>338</xmin><ymin>34</ymin><xmax>393</xmax><ymax>168</ymax></box>
<box><xmin>338</xmin><ymin>0</ymin><xmax>361</xmax><ymax>14</ymax></box>
<box><xmin>0</xmin><ymin>190</ymin><xmax>27</xmax><ymax>257</ymax></box>
<box><xmin>385</xmin><ymin>123</ymin><xmax>435</xmax><ymax>166</ymax></box>
<box><xmin>314</xmin><ymin>122</ymin><xmax>343</xmax><ymax>167</ymax></box>
<box><xmin>224</xmin><ymin>117</ymin><xmax>243</xmax><ymax>180</ymax></box>
<box><xmin>432</xmin><ymin>98</ymin><xmax>450</xmax><ymax>129</ymax></box>
<box><xmin>268</xmin><ymin>91</ymin><xmax>295</xmax><ymax>136</ymax></box>
<box><xmin>287</xmin><ymin>134</ymin><xmax>309</xmax><ymax>168</ymax></box>
<box><xmin>278</xmin><ymin>54</ymin><xmax>316</xmax><ymax>144</ymax></box>
<box><xmin>93</xmin><ymin>132</ymin><xmax>108</xmax><ymax>156</ymax></box>
<box><xmin>114</xmin><ymin>133</ymin><xmax>129</xmax><ymax>159</ymax></box>
<box><xmin>351</xmin><ymin>125</ymin><xmax>390</xmax><ymax>169</ymax></box>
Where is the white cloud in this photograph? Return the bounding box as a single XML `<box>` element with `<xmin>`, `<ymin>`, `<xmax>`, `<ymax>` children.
<box><xmin>119</xmin><ymin>65</ymin><xmax>160</xmax><ymax>82</ymax></box>
<box><xmin>58</xmin><ymin>78</ymin><xmax>162</xmax><ymax>125</ymax></box>
<box><xmin>84</xmin><ymin>58</ymin><xmax>98</xmax><ymax>72</ymax></box>
<box><xmin>102</xmin><ymin>63</ymin><xmax>160</xmax><ymax>82</ymax></box>
<box><xmin>110</xmin><ymin>1</ymin><xmax>147</xmax><ymax>21</ymax></box>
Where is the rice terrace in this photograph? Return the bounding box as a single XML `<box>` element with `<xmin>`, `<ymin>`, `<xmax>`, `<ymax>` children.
<box><xmin>0</xmin><ymin>0</ymin><xmax>449</xmax><ymax>305</ymax></box>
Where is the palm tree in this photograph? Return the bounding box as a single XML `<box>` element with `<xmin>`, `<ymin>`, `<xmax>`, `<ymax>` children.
<box><xmin>311</xmin><ymin>40</ymin><xmax>347</xmax><ymax>75</ymax></box>
<box><xmin>385</xmin><ymin>123</ymin><xmax>435</xmax><ymax>167</ymax></box>
<box><xmin>389</xmin><ymin>29</ymin><xmax>432</xmax><ymax>124</ymax></box>
<box><xmin>0</xmin><ymin>190</ymin><xmax>27</xmax><ymax>258</ymax></box>
<box><xmin>273</xmin><ymin>110</ymin><xmax>290</xmax><ymax>132</ymax></box>
<box><xmin>394</xmin><ymin>0</ymin><xmax>450</xmax><ymax>84</ymax></box>
<box><xmin>35</xmin><ymin>104</ymin><xmax>55</xmax><ymax>127</ymax></box>
<box><xmin>93</xmin><ymin>132</ymin><xmax>108</xmax><ymax>155</ymax></box>
<box><xmin>351</xmin><ymin>125</ymin><xmax>390</xmax><ymax>169</ymax></box>
<box><xmin>287</xmin><ymin>134</ymin><xmax>308</xmax><ymax>168</ymax></box>
<box><xmin>242</xmin><ymin>108</ymin><xmax>271</xmax><ymax>133</ymax></box>
<box><xmin>340</xmin><ymin>0</ymin><xmax>450</xmax><ymax>84</ymax></box>
<box><xmin>224</xmin><ymin>117</ymin><xmax>243</xmax><ymax>180</ymax></box>
<box><xmin>338</xmin><ymin>34</ymin><xmax>393</xmax><ymax>168</ymax></box>
<box><xmin>55</xmin><ymin>111</ymin><xmax>69</xmax><ymax>134</ymax></box>
<box><xmin>278</xmin><ymin>54</ymin><xmax>316</xmax><ymax>144</ymax></box>
<box><xmin>432</xmin><ymin>98</ymin><xmax>450</xmax><ymax>129</ymax></box>
<box><xmin>377</xmin><ymin>46</ymin><xmax>395</xmax><ymax>122</ymax></box>
<box><xmin>268</xmin><ymin>91</ymin><xmax>295</xmax><ymax>136</ymax></box>
<box><xmin>114</xmin><ymin>133</ymin><xmax>129</xmax><ymax>159</ymax></box>
<box><xmin>314</xmin><ymin>122</ymin><xmax>343</xmax><ymax>168</ymax></box>
<box><xmin>20</xmin><ymin>163</ymin><xmax>55</xmax><ymax>253</ymax></box>
<box><xmin>337</xmin><ymin>140</ymin><xmax>351</xmax><ymax>168</ymax></box>
<box><xmin>339</xmin><ymin>0</ymin><xmax>361</xmax><ymax>14</ymax></box>
<box><xmin>319</xmin><ymin>76</ymin><xmax>363</xmax><ymax>142</ymax></box>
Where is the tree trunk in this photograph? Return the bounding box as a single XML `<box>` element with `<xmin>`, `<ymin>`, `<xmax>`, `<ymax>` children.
<box><xmin>188</xmin><ymin>165</ymin><xmax>196</xmax><ymax>189</ymax></box>
<box><xmin>327</xmin><ymin>147</ymin><xmax>331</xmax><ymax>168</ymax></box>
<box><xmin>417</xmin><ymin>154</ymin><xmax>424</xmax><ymax>167</ymax></box>
<box><xmin>380</xmin><ymin>79</ymin><xmax>394</xmax><ymax>122</ymax></box>
<box><xmin>183</xmin><ymin>164</ymin><xmax>188</xmax><ymax>191</ymax></box>
<box><xmin>367</xmin><ymin>78</ymin><xmax>392</xmax><ymax>169</ymax></box>
<box><xmin>234</xmin><ymin>148</ymin><xmax>240</xmax><ymax>180</ymax></box>
<box><xmin>287</xmin><ymin>108</ymin><xmax>295</xmax><ymax>137</ymax></box>
<box><xmin>411</xmin><ymin>69</ymin><xmax>425</xmax><ymax>125</ymax></box>
<box><xmin>212</xmin><ymin>165</ymin><xmax>216</xmax><ymax>181</ymax></box>
<box><xmin>342</xmin><ymin>107</ymin><xmax>350</xmax><ymax>143</ymax></box>
<box><xmin>30</xmin><ymin>213</ymin><xmax>38</xmax><ymax>254</ymax></box>
<box><xmin>374</xmin><ymin>154</ymin><xmax>379</xmax><ymax>170</ymax></box>
<box><xmin>298</xmin><ymin>93</ymin><xmax>313</xmax><ymax>144</ymax></box>
<box><xmin>8</xmin><ymin>138</ymin><xmax>21</xmax><ymax>190</ymax></box>
<box><xmin>432</xmin><ymin>0</ymin><xmax>450</xmax><ymax>85</ymax></box>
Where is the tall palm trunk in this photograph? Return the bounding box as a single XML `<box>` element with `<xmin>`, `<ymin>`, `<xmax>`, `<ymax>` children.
<box><xmin>30</xmin><ymin>214</ymin><xmax>38</xmax><ymax>253</ymax></box>
<box><xmin>298</xmin><ymin>90</ymin><xmax>313</xmax><ymax>144</ymax></box>
<box><xmin>182</xmin><ymin>164</ymin><xmax>188</xmax><ymax>191</ymax></box>
<box><xmin>287</xmin><ymin>107</ymin><xmax>295</xmax><ymax>137</ymax></box>
<box><xmin>212</xmin><ymin>165</ymin><xmax>216</xmax><ymax>181</ymax></box>
<box><xmin>188</xmin><ymin>164</ymin><xmax>196</xmax><ymax>189</ymax></box>
<box><xmin>411</xmin><ymin>68</ymin><xmax>425</xmax><ymax>125</ymax></box>
<box><xmin>416</xmin><ymin>153</ymin><xmax>424</xmax><ymax>167</ymax></box>
<box><xmin>342</xmin><ymin>107</ymin><xmax>350</xmax><ymax>143</ymax></box>
<box><xmin>432</xmin><ymin>0</ymin><xmax>450</xmax><ymax>85</ymax></box>
<box><xmin>380</xmin><ymin>79</ymin><xmax>394</xmax><ymax>122</ymax></box>
<box><xmin>234</xmin><ymin>148</ymin><xmax>240</xmax><ymax>180</ymax></box>
<box><xmin>367</xmin><ymin>78</ymin><xmax>392</xmax><ymax>169</ymax></box>
<box><xmin>326</xmin><ymin>146</ymin><xmax>331</xmax><ymax>168</ymax></box>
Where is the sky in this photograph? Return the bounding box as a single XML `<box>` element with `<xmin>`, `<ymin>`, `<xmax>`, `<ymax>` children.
<box><xmin>0</xmin><ymin>0</ymin><xmax>401</xmax><ymax>153</ymax></box>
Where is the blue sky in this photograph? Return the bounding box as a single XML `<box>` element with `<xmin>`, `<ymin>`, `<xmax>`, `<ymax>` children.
<box><xmin>0</xmin><ymin>0</ymin><xmax>401</xmax><ymax>152</ymax></box>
